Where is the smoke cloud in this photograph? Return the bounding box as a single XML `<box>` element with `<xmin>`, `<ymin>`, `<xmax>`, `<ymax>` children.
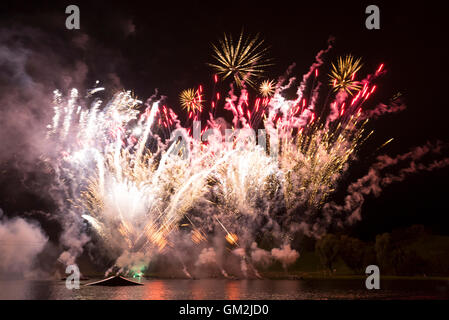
<box><xmin>323</xmin><ymin>142</ymin><xmax>449</xmax><ymax>224</ymax></box>
<box><xmin>271</xmin><ymin>244</ymin><xmax>299</xmax><ymax>269</ymax></box>
<box><xmin>0</xmin><ymin>208</ymin><xmax>48</xmax><ymax>278</ymax></box>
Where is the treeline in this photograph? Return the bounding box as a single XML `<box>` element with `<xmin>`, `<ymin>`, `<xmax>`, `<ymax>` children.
<box><xmin>314</xmin><ymin>225</ymin><xmax>449</xmax><ymax>276</ymax></box>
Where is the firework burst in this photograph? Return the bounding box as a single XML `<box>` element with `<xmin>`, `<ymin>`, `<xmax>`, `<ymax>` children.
<box><xmin>44</xmin><ymin>37</ymin><xmax>412</xmax><ymax>279</ymax></box>
<box><xmin>208</xmin><ymin>31</ymin><xmax>272</xmax><ymax>88</ymax></box>
<box><xmin>179</xmin><ymin>88</ymin><xmax>203</xmax><ymax>113</ymax></box>
<box><xmin>259</xmin><ymin>79</ymin><xmax>276</xmax><ymax>97</ymax></box>
<box><xmin>329</xmin><ymin>55</ymin><xmax>362</xmax><ymax>95</ymax></box>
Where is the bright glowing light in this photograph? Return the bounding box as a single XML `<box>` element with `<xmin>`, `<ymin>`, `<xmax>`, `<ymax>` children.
<box><xmin>259</xmin><ymin>79</ymin><xmax>276</xmax><ymax>97</ymax></box>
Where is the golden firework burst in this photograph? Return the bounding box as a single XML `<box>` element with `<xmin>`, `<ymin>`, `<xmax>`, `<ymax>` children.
<box><xmin>259</xmin><ymin>79</ymin><xmax>276</xmax><ymax>97</ymax></box>
<box><xmin>179</xmin><ymin>88</ymin><xmax>202</xmax><ymax>113</ymax></box>
<box><xmin>208</xmin><ymin>31</ymin><xmax>272</xmax><ymax>88</ymax></box>
<box><xmin>329</xmin><ymin>55</ymin><xmax>362</xmax><ymax>95</ymax></box>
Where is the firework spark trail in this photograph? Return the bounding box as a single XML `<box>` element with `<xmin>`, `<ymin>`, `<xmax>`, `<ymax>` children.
<box><xmin>275</xmin><ymin>63</ymin><xmax>296</xmax><ymax>93</ymax></box>
<box><xmin>322</xmin><ymin>142</ymin><xmax>449</xmax><ymax>225</ymax></box>
<box><xmin>295</xmin><ymin>37</ymin><xmax>334</xmax><ymax>106</ymax></box>
<box><xmin>136</xmin><ymin>101</ymin><xmax>159</xmax><ymax>159</ymax></box>
<box><xmin>359</xmin><ymin>99</ymin><xmax>406</xmax><ymax>120</ymax></box>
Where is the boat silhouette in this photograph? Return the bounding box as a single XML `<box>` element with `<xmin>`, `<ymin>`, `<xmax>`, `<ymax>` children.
<box><xmin>85</xmin><ymin>275</ymin><xmax>143</xmax><ymax>286</ymax></box>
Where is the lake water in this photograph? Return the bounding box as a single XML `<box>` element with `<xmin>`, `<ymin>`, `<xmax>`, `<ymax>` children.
<box><xmin>0</xmin><ymin>278</ymin><xmax>448</xmax><ymax>300</ymax></box>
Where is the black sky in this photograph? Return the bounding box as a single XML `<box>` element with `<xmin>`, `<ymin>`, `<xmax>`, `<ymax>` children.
<box><xmin>1</xmin><ymin>0</ymin><xmax>448</xmax><ymax>240</ymax></box>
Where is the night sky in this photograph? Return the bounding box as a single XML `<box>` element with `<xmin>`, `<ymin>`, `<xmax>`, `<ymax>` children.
<box><xmin>1</xmin><ymin>0</ymin><xmax>448</xmax><ymax>241</ymax></box>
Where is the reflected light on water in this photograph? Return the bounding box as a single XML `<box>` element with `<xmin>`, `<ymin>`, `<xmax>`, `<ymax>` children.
<box><xmin>144</xmin><ymin>280</ymin><xmax>166</xmax><ymax>300</ymax></box>
<box><xmin>112</xmin><ymin>286</ymin><xmax>134</xmax><ymax>300</ymax></box>
<box><xmin>225</xmin><ymin>281</ymin><xmax>241</xmax><ymax>300</ymax></box>
<box><xmin>0</xmin><ymin>279</ymin><xmax>447</xmax><ymax>299</ymax></box>
<box><xmin>191</xmin><ymin>282</ymin><xmax>205</xmax><ymax>300</ymax></box>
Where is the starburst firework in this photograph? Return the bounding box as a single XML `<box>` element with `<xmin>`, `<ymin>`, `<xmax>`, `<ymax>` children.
<box><xmin>208</xmin><ymin>31</ymin><xmax>272</xmax><ymax>88</ymax></box>
<box><xmin>179</xmin><ymin>88</ymin><xmax>202</xmax><ymax>113</ymax></box>
<box><xmin>329</xmin><ymin>55</ymin><xmax>362</xmax><ymax>95</ymax></box>
<box><xmin>259</xmin><ymin>79</ymin><xmax>276</xmax><ymax>97</ymax></box>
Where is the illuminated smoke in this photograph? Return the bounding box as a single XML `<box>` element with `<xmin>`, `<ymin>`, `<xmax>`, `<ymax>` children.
<box><xmin>271</xmin><ymin>244</ymin><xmax>300</xmax><ymax>269</ymax></box>
<box><xmin>0</xmin><ymin>209</ymin><xmax>48</xmax><ymax>277</ymax></box>
<box><xmin>323</xmin><ymin>142</ymin><xmax>449</xmax><ymax>224</ymax></box>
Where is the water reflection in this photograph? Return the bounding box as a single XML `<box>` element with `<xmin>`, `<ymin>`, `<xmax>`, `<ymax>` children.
<box><xmin>191</xmin><ymin>281</ymin><xmax>205</xmax><ymax>300</ymax></box>
<box><xmin>0</xmin><ymin>280</ymin><xmax>32</xmax><ymax>299</ymax></box>
<box><xmin>225</xmin><ymin>281</ymin><xmax>241</xmax><ymax>300</ymax></box>
<box><xmin>0</xmin><ymin>278</ymin><xmax>447</xmax><ymax>300</ymax></box>
<box><xmin>144</xmin><ymin>280</ymin><xmax>166</xmax><ymax>300</ymax></box>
